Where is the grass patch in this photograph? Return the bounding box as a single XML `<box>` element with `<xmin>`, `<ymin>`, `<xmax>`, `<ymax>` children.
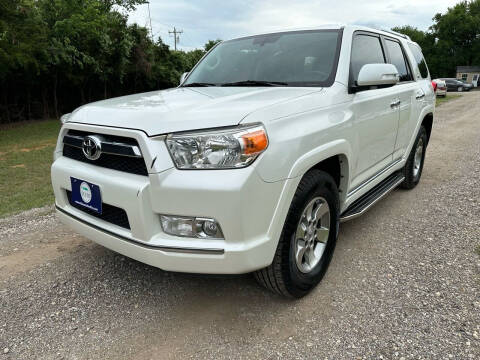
<box><xmin>0</xmin><ymin>120</ymin><xmax>61</xmax><ymax>218</ymax></box>
<box><xmin>436</xmin><ymin>94</ymin><xmax>461</xmax><ymax>107</ymax></box>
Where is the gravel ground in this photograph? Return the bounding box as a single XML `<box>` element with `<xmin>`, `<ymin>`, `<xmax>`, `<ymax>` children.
<box><xmin>1</xmin><ymin>92</ymin><xmax>479</xmax><ymax>359</ymax></box>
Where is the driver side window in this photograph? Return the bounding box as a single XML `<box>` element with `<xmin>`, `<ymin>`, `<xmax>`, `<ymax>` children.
<box><xmin>350</xmin><ymin>34</ymin><xmax>386</xmax><ymax>86</ymax></box>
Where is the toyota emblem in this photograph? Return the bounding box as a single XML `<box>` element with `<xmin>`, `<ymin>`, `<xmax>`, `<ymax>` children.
<box><xmin>82</xmin><ymin>135</ymin><xmax>102</xmax><ymax>160</ymax></box>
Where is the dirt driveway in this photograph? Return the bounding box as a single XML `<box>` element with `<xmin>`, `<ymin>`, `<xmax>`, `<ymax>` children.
<box><xmin>1</xmin><ymin>93</ymin><xmax>479</xmax><ymax>359</ymax></box>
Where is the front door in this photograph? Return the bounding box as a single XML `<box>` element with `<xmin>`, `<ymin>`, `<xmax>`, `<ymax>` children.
<box><xmin>348</xmin><ymin>33</ymin><xmax>400</xmax><ymax>190</ymax></box>
<box><xmin>350</xmin><ymin>88</ymin><xmax>400</xmax><ymax>189</ymax></box>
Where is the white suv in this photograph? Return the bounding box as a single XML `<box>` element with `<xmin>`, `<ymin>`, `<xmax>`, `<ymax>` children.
<box><xmin>52</xmin><ymin>25</ymin><xmax>435</xmax><ymax>298</ymax></box>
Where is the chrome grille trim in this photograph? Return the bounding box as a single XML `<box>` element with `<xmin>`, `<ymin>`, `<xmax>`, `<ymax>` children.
<box><xmin>63</xmin><ymin>134</ymin><xmax>142</xmax><ymax>158</ymax></box>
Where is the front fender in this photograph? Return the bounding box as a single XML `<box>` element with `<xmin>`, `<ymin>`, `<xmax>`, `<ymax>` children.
<box><xmin>287</xmin><ymin>139</ymin><xmax>351</xmax><ymax>180</ymax></box>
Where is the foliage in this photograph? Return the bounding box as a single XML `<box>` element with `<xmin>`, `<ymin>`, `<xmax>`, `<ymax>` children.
<box><xmin>393</xmin><ymin>0</ymin><xmax>480</xmax><ymax>78</ymax></box>
<box><xmin>2</xmin><ymin>0</ymin><xmax>480</xmax><ymax>123</ymax></box>
<box><xmin>0</xmin><ymin>0</ymin><xmax>216</xmax><ymax>123</ymax></box>
<box><xmin>205</xmin><ymin>39</ymin><xmax>222</xmax><ymax>52</ymax></box>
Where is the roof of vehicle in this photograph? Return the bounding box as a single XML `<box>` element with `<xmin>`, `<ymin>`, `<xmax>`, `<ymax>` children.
<box><xmin>230</xmin><ymin>24</ymin><xmax>412</xmax><ymax>43</ymax></box>
<box><xmin>457</xmin><ymin>66</ymin><xmax>480</xmax><ymax>73</ymax></box>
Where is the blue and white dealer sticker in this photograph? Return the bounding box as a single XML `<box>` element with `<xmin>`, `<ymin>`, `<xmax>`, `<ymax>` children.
<box><xmin>70</xmin><ymin>177</ymin><xmax>102</xmax><ymax>214</ymax></box>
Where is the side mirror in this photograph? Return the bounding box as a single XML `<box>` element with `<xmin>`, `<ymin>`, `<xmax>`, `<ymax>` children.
<box><xmin>357</xmin><ymin>64</ymin><xmax>399</xmax><ymax>87</ymax></box>
<box><xmin>180</xmin><ymin>72</ymin><xmax>189</xmax><ymax>84</ymax></box>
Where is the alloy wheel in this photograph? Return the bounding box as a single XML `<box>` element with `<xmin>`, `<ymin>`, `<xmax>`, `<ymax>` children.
<box><xmin>294</xmin><ymin>197</ymin><xmax>330</xmax><ymax>274</ymax></box>
<box><xmin>413</xmin><ymin>137</ymin><xmax>424</xmax><ymax>179</ymax></box>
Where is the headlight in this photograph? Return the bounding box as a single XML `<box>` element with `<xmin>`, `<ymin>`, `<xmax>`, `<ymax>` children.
<box><xmin>165</xmin><ymin>124</ymin><xmax>268</xmax><ymax>169</ymax></box>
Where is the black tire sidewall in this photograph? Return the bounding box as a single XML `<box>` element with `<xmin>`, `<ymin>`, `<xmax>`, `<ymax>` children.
<box><xmin>402</xmin><ymin>126</ymin><xmax>427</xmax><ymax>189</ymax></box>
<box><xmin>412</xmin><ymin>128</ymin><xmax>427</xmax><ymax>183</ymax></box>
<box><xmin>283</xmin><ymin>172</ymin><xmax>339</xmax><ymax>297</ymax></box>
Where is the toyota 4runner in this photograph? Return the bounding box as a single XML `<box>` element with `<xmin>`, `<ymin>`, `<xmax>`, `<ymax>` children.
<box><xmin>52</xmin><ymin>25</ymin><xmax>435</xmax><ymax>298</ymax></box>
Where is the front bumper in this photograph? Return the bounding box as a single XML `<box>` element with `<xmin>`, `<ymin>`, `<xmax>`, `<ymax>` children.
<box><xmin>51</xmin><ymin>124</ymin><xmax>288</xmax><ymax>274</ymax></box>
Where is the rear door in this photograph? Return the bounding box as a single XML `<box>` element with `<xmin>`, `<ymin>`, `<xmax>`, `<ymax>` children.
<box><xmin>406</xmin><ymin>43</ymin><xmax>434</xmax><ymax>140</ymax></box>
<box><xmin>383</xmin><ymin>37</ymin><xmax>416</xmax><ymax>160</ymax></box>
<box><xmin>349</xmin><ymin>32</ymin><xmax>400</xmax><ymax>190</ymax></box>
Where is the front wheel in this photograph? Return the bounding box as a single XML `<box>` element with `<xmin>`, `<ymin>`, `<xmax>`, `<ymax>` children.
<box><xmin>254</xmin><ymin>170</ymin><xmax>339</xmax><ymax>298</ymax></box>
<box><xmin>401</xmin><ymin>126</ymin><xmax>427</xmax><ymax>190</ymax></box>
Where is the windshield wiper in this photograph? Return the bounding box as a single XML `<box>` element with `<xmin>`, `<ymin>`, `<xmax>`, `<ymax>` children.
<box><xmin>221</xmin><ymin>80</ymin><xmax>288</xmax><ymax>87</ymax></box>
<box><xmin>182</xmin><ymin>82</ymin><xmax>217</xmax><ymax>87</ymax></box>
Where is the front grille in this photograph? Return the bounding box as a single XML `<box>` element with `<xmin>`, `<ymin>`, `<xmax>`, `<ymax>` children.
<box><xmin>62</xmin><ymin>130</ymin><xmax>148</xmax><ymax>176</ymax></box>
<box><xmin>66</xmin><ymin>190</ymin><xmax>131</xmax><ymax>230</ymax></box>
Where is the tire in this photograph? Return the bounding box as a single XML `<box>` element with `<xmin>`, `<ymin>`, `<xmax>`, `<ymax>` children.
<box><xmin>401</xmin><ymin>126</ymin><xmax>427</xmax><ymax>190</ymax></box>
<box><xmin>458</xmin><ymin>86</ymin><xmax>463</xmax><ymax>92</ymax></box>
<box><xmin>254</xmin><ymin>170</ymin><xmax>339</xmax><ymax>298</ymax></box>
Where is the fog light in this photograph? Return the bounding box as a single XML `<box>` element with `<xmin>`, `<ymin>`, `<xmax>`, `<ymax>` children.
<box><xmin>202</xmin><ymin>220</ymin><xmax>218</xmax><ymax>237</ymax></box>
<box><xmin>160</xmin><ymin>215</ymin><xmax>224</xmax><ymax>239</ymax></box>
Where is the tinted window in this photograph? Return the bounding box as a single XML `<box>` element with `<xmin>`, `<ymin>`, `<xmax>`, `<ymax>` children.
<box><xmin>408</xmin><ymin>43</ymin><xmax>429</xmax><ymax>79</ymax></box>
<box><xmin>184</xmin><ymin>30</ymin><xmax>341</xmax><ymax>87</ymax></box>
<box><xmin>350</xmin><ymin>34</ymin><xmax>385</xmax><ymax>84</ymax></box>
<box><xmin>385</xmin><ymin>39</ymin><xmax>411</xmax><ymax>82</ymax></box>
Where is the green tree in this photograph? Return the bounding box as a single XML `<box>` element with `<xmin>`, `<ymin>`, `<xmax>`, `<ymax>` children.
<box><xmin>204</xmin><ymin>39</ymin><xmax>221</xmax><ymax>52</ymax></box>
<box><xmin>395</xmin><ymin>0</ymin><xmax>480</xmax><ymax>78</ymax></box>
<box><xmin>0</xmin><ymin>0</ymin><xmax>48</xmax><ymax>120</ymax></box>
<box><xmin>431</xmin><ymin>0</ymin><xmax>480</xmax><ymax>75</ymax></box>
<box><xmin>0</xmin><ymin>0</ymin><xmax>229</xmax><ymax>123</ymax></box>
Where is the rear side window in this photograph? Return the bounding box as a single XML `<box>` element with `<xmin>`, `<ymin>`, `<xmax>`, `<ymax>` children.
<box><xmin>385</xmin><ymin>39</ymin><xmax>412</xmax><ymax>82</ymax></box>
<box><xmin>350</xmin><ymin>34</ymin><xmax>385</xmax><ymax>84</ymax></box>
<box><xmin>408</xmin><ymin>43</ymin><xmax>429</xmax><ymax>79</ymax></box>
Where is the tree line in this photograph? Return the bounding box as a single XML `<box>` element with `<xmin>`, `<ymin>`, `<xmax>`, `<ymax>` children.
<box><xmin>1</xmin><ymin>0</ymin><xmax>479</xmax><ymax>124</ymax></box>
<box><xmin>393</xmin><ymin>0</ymin><xmax>480</xmax><ymax>80</ymax></box>
<box><xmin>0</xmin><ymin>0</ymin><xmax>220</xmax><ymax>123</ymax></box>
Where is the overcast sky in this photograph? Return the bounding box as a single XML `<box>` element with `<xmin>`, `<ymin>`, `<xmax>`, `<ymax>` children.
<box><xmin>127</xmin><ymin>0</ymin><xmax>460</xmax><ymax>51</ymax></box>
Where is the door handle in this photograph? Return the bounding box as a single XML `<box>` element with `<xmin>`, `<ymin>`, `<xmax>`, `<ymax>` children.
<box><xmin>390</xmin><ymin>99</ymin><xmax>401</xmax><ymax>108</ymax></box>
<box><xmin>415</xmin><ymin>91</ymin><xmax>425</xmax><ymax>100</ymax></box>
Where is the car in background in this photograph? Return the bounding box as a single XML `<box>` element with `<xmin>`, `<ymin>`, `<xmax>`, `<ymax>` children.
<box><xmin>458</xmin><ymin>79</ymin><xmax>474</xmax><ymax>91</ymax></box>
<box><xmin>432</xmin><ymin>79</ymin><xmax>447</xmax><ymax>97</ymax></box>
<box><xmin>440</xmin><ymin>78</ymin><xmax>472</xmax><ymax>92</ymax></box>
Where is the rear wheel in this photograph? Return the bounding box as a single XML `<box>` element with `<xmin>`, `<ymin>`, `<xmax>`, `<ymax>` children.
<box><xmin>254</xmin><ymin>170</ymin><xmax>339</xmax><ymax>298</ymax></box>
<box><xmin>401</xmin><ymin>126</ymin><xmax>427</xmax><ymax>190</ymax></box>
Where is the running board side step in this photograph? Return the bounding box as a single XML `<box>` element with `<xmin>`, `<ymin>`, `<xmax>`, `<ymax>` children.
<box><xmin>340</xmin><ymin>171</ymin><xmax>405</xmax><ymax>222</ymax></box>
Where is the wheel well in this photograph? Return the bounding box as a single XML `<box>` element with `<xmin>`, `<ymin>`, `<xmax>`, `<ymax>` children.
<box><xmin>311</xmin><ymin>155</ymin><xmax>348</xmax><ymax>199</ymax></box>
<box><xmin>422</xmin><ymin>113</ymin><xmax>433</xmax><ymax>144</ymax></box>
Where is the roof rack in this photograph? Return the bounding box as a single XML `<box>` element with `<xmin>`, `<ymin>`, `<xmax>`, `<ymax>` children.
<box><xmin>378</xmin><ymin>28</ymin><xmax>411</xmax><ymax>41</ymax></box>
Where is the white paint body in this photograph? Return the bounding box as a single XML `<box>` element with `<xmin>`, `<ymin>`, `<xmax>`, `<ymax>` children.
<box><xmin>52</xmin><ymin>25</ymin><xmax>435</xmax><ymax>274</ymax></box>
<box><xmin>433</xmin><ymin>79</ymin><xmax>447</xmax><ymax>97</ymax></box>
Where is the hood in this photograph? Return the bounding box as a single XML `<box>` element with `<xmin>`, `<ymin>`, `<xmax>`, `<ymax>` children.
<box><xmin>68</xmin><ymin>87</ymin><xmax>320</xmax><ymax>136</ymax></box>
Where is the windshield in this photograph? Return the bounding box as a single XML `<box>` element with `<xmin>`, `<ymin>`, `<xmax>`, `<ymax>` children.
<box><xmin>183</xmin><ymin>30</ymin><xmax>341</xmax><ymax>87</ymax></box>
